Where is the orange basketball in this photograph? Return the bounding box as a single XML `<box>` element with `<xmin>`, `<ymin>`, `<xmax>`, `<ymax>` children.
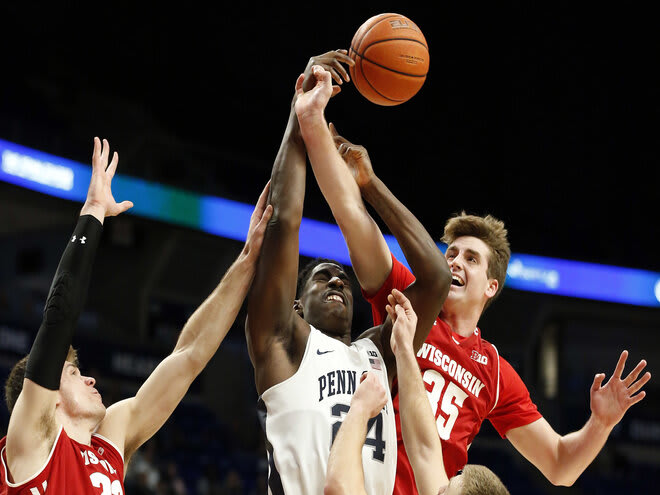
<box><xmin>349</xmin><ymin>13</ymin><xmax>430</xmax><ymax>106</ymax></box>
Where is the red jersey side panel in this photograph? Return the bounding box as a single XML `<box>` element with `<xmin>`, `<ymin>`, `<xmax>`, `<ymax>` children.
<box><xmin>365</xmin><ymin>255</ymin><xmax>541</xmax><ymax>495</ymax></box>
<box><xmin>1</xmin><ymin>428</ymin><xmax>125</xmax><ymax>495</ymax></box>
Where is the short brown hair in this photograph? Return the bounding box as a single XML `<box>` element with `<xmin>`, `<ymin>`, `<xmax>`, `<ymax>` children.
<box><xmin>4</xmin><ymin>346</ymin><xmax>79</xmax><ymax>415</ymax></box>
<box><xmin>441</xmin><ymin>212</ymin><xmax>510</xmax><ymax>309</ymax></box>
<box><xmin>461</xmin><ymin>464</ymin><xmax>510</xmax><ymax>495</ymax></box>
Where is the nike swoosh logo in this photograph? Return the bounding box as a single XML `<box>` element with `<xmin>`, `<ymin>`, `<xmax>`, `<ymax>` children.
<box><xmin>317</xmin><ymin>349</ymin><xmax>335</xmax><ymax>355</ymax></box>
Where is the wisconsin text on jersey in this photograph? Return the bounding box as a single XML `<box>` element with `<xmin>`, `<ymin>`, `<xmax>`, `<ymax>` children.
<box><xmin>417</xmin><ymin>343</ymin><xmax>487</xmax><ymax>398</ymax></box>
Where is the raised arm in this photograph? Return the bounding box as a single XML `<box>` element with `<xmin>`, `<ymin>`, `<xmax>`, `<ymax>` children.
<box><xmin>98</xmin><ymin>183</ymin><xmax>272</xmax><ymax>461</ymax></box>
<box><xmin>388</xmin><ymin>289</ymin><xmax>449</xmax><ymax>495</ymax></box>
<box><xmin>243</xmin><ymin>70</ymin><xmax>309</xmax><ymax>395</ymax></box>
<box><xmin>245</xmin><ymin>55</ymin><xmax>351</xmax><ymax>395</ymax></box>
<box><xmin>296</xmin><ymin>66</ymin><xmax>451</xmax><ymax>369</ymax></box>
<box><xmin>324</xmin><ymin>372</ymin><xmax>388</xmax><ymax>495</ymax></box>
<box><xmin>295</xmin><ymin>51</ymin><xmax>392</xmax><ymax>295</ymax></box>
<box><xmin>6</xmin><ymin>138</ymin><xmax>132</xmax><ymax>482</ymax></box>
<box><xmin>507</xmin><ymin>350</ymin><xmax>651</xmax><ymax>486</ymax></box>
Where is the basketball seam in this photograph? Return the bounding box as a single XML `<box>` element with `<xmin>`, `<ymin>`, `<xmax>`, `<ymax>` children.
<box><xmin>353</xmin><ymin>13</ymin><xmax>401</xmax><ymax>54</ymax></box>
<box><xmin>362</xmin><ymin>37</ymin><xmax>428</xmax><ymax>52</ymax></box>
<box><xmin>357</xmin><ymin>55</ymin><xmax>405</xmax><ymax>103</ymax></box>
<box><xmin>352</xmin><ymin>52</ymin><xmax>428</xmax><ymax>78</ymax></box>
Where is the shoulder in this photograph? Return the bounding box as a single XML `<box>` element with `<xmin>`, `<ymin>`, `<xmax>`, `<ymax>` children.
<box><xmin>95</xmin><ymin>399</ymin><xmax>133</xmax><ymax>457</ymax></box>
<box><xmin>354</xmin><ymin>325</ymin><xmax>386</xmax><ymax>355</ymax></box>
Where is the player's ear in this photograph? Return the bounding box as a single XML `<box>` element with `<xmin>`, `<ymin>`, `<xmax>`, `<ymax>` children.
<box><xmin>485</xmin><ymin>278</ymin><xmax>498</xmax><ymax>299</ymax></box>
<box><xmin>293</xmin><ymin>299</ymin><xmax>304</xmax><ymax>317</ymax></box>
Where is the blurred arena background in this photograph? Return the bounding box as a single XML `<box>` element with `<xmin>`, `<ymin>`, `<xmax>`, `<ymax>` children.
<box><xmin>1</xmin><ymin>3</ymin><xmax>658</xmax><ymax>494</ymax></box>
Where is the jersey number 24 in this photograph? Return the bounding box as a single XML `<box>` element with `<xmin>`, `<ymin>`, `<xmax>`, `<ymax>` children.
<box><xmin>330</xmin><ymin>403</ymin><xmax>386</xmax><ymax>462</ymax></box>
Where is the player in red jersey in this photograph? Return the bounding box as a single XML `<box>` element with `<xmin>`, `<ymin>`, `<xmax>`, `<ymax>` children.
<box><xmin>325</xmin><ymin>289</ymin><xmax>510</xmax><ymax>495</ymax></box>
<box><xmin>303</xmin><ymin>72</ymin><xmax>651</xmax><ymax>489</ymax></box>
<box><xmin>0</xmin><ymin>137</ymin><xmax>272</xmax><ymax>494</ymax></box>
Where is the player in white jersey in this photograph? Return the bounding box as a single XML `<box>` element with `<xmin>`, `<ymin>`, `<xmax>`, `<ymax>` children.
<box><xmin>245</xmin><ymin>54</ymin><xmax>451</xmax><ymax>494</ymax></box>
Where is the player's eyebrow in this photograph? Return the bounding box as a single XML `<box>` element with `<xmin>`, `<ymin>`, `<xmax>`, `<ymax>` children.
<box><xmin>315</xmin><ymin>267</ymin><xmax>349</xmax><ymax>282</ymax></box>
<box><xmin>465</xmin><ymin>248</ymin><xmax>482</xmax><ymax>260</ymax></box>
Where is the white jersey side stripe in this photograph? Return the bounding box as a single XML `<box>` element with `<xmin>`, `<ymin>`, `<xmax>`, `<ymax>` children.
<box><xmin>488</xmin><ymin>344</ymin><xmax>501</xmax><ymax>415</ymax></box>
<box><xmin>2</xmin><ymin>426</ymin><xmax>64</xmax><ymax>487</ymax></box>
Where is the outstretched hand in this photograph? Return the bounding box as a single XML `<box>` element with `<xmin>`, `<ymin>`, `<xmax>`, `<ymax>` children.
<box><xmin>329</xmin><ymin>122</ymin><xmax>375</xmax><ymax>189</ymax></box>
<box><xmin>590</xmin><ymin>350</ymin><xmax>651</xmax><ymax>429</ymax></box>
<box><xmin>242</xmin><ymin>181</ymin><xmax>273</xmax><ymax>264</ymax></box>
<box><xmin>81</xmin><ymin>137</ymin><xmax>134</xmax><ymax>222</ymax></box>
<box><xmin>386</xmin><ymin>289</ymin><xmax>418</xmax><ymax>357</ymax></box>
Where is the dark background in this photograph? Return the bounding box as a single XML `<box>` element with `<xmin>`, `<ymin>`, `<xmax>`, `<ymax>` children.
<box><xmin>0</xmin><ymin>3</ymin><xmax>658</xmax><ymax>494</ymax></box>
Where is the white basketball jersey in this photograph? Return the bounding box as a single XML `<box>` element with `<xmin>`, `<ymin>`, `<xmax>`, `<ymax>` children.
<box><xmin>258</xmin><ymin>326</ymin><xmax>396</xmax><ymax>495</ymax></box>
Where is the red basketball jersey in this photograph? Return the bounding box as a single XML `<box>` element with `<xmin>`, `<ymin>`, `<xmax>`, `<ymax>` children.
<box><xmin>365</xmin><ymin>255</ymin><xmax>542</xmax><ymax>495</ymax></box>
<box><xmin>1</xmin><ymin>427</ymin><xmax>125</xmax><ymax>495</ymax></box>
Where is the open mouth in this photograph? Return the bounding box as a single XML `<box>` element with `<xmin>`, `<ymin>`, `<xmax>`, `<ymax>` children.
<box><xmin>325</xmin><ymin>293</ymin><xmax>345</xmax><ymax>304</ymax></box>
<box><xmin>451</xmin><ymin>275</ymin><xmax>465</xmax><ymax>287</ymax></box>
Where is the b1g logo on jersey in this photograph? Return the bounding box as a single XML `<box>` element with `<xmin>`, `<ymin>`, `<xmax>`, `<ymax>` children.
<box><xmin>471</xmin><ymin>350</ymin><xmax>488</xmax><ymax>365</ymax></box>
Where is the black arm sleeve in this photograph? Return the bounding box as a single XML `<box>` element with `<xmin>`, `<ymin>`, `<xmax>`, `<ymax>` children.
<box><xmin>24</xmin><ymin>214</ymin><xmax>103</xmax><ymax>390</ymax></box>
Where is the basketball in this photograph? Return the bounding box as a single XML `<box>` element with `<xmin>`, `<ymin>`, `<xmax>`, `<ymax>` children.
<box><xmin>349</xmin><ymin>13</ymin><xmax>430</xmax><ymax>106</ymax></box>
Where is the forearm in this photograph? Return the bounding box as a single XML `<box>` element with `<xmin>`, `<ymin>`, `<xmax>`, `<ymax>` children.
<box><xmin>299</xmin><ymin>109</ymin><xmax>363</xmax><ymax>214</ymax></box>
<box><xmin>509</xmin><ymin>415</ymin><xmax>613</xmax><ymax>487</ymax></box>
<box><xmin>298</xmin><ymin>110</ymin><xmax>391</xmax><ymax>292</ymax></box>
<box><xmin>552</xmin><ymin>416</ymin><xmax>612</xmax><ymax>486</ymax></box>
<box><xmin>362</xmin><ymin>177</ymin><xmax>449</xmax><ymax>352</ymax></box>
<box><xmin>245</xmin><ymin>103</ymin><xmax>306</xmax><ymax>358</ymax></box>
<box><xmin>269</xmin><ymin>105</ymin><xmax>307</xmax><ymax>226</ymax></box>
<box><xmin>397</xmin><ymin>344</ymin><xmax>448</xmax><ymax>494</ymax></box>
<box><xmin>361</xmin><ymin>176</ymin><xmax>449</xmax><ymax>288</ymax></box>
<box><xmin>175</xmin><ymin>253</ymin><xmax>255</xmax><ymax>369</ymax></box>
<box><xmin>325</xmin><ymin>407</ymin><xmax>369</xmax><ymax>495</ymax></box>
<box><xmin>25</xmin><ymin>214</ymin><xmax>103</xmax><ymax>389</ymax></box>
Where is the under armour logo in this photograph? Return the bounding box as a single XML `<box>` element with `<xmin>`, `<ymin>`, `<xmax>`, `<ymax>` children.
<box><xmin>98</xmin><ymin>447</ymin><xmax>104</xmax><ymax>455</ymax></box>
<box><xmin>71</xmin><ymin>235</ymin><xmax>87</xmax><ymax>244</ymax></box>
<box><xmin>71</xmin><ymin>235</ymin><xmax>76</xmax><ymax>242</ymax></box>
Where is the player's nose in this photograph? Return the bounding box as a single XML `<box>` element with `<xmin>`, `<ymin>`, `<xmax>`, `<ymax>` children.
<box><xmin>449</xmin><ymin>255</ymin><xmax>463</xmax><ymax>270</ymax></box>
<box><xmin>328</xmin><ymin>276</ymin><xmax>344</xmax><ymax>288</ymax></box>
<box><xmin>85</xmin><ymin>376</ymin><xmax>96</xmax><ymax>386</ymax></box>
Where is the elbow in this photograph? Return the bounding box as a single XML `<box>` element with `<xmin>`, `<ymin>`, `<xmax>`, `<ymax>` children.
<box><xmin>543</xmin><ymin>466</ymin><xmax>576</xmax><ymax>487</ymax></box>
<box><xmin>177</xmin><ymin>347</ymin><xmax>207</xmax><ymax>378</ymax></box>
<box><xmin>424</xmin><ymin>258</ymin><xmax>452</xmax><ymax>301</ymax></box>
<box><xmin>549</xmin><ymin>474</ymin><xmax>576</xmax><ymax>487</ymax></box>
<box><xmin>437</xmin><ymin>260</ymin><xmax>452</xmax><ymax>295</ymax></box>
<box><xmin>269</xmin><ymin>209</ymin><xmax>301</xmax><ymax>233</ymax></box>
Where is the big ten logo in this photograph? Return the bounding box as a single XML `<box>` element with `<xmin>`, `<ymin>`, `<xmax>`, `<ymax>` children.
<box><xmin>389</xmin><ymin>19</ymin><xmax>421</xmax><ymax>33</ymax></box>
<box><xmin>368</xmin><ymin>350</ymin><xmax>378</xmax><ymax>358</ymax></box>
<box><xmin>81</xmin><ymin>449</ymin><xmax>117</xmax><ymax>475</ymax></box>
<box><xmin>471</xmin><ymin>350</ymin><xmax>488</xmax><ymax>365</ymax></box>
